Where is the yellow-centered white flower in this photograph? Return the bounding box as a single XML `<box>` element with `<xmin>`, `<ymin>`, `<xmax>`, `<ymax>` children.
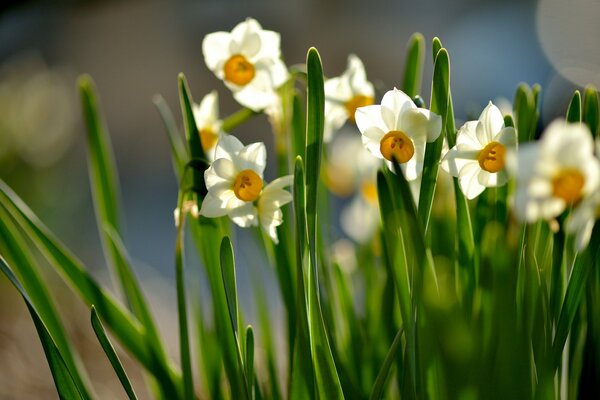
<box><xmin>200</xmin><ymin>135</ymin><xmax>292</xmax><ymax>243</ymax></box>
<box><xmin>565</xmin><ymin>188</ymin><xmax>600</xmax><ymax>251</ymax></box>
<box><xmin>513</xmin><ymin>120</ymin><xmax>600</xmax><ymax>222</ymax></box>
<box><xmin>200</xmin><ymin>135</ymin><xmax>266</xmax><ymax>220</ymax></box>
<box><xmin>202</xmin><ymin>18</ymin><xmax>288</xmax><ymax>112</ymax></box>
<box><xmin>324</xmin><ymin>54</ymin><xmax>375</xmax><ymax>142</ymax></box>
<box><xmin>193</xmin><ymin>91</ymin><xmax>222</xmax><ymax>161</ymax></box>
<box><xmin>355</xmin><ymin>88</ymin><xmax>442</xmax><ymax>180</ymax></box>
<box><xmin>441</xmin><ymin>102</ymin><xmax>516</xmax><ymax>199</ymax></box>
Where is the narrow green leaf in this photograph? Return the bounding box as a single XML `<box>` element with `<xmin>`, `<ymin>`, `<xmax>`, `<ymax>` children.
<box><xmin>583</xmin><ymin>86</ymin><xmax>599</xmax><ymax>138</ymax></box>
<box><xmin>305</xmin><ymin>48</ymin><xmax>344</xmax><ymax>399</ymax></box>
<box><xmin>432</xmin><ymin>37</ymin><xmax>443</xmax><ymax>60</ymax></box>
<box><xmin>292</xmin><ymin>91</ymin><xmax>306</xmax><ymax>162</ymax></box>
<box><xmin>566</xmin><ymin>90</ymin><xmax>582</xmax><ymax>123</ymax></box>
<box><xmin>514</xmin><ymin>83</ymin><xmax>536</xmax><ymax>142</ymax></box>
<box><xmin>178</xmin><ymin>73</ymin><xmax>208</xmax><ymax>200</ymax></box>
<box><xmin>220</xmin><ymin>236</ymin><xmax>239</xmax><ymax>335</ymax></box>
<box><xmin>0</xmin><ymin>256</ymin><xmax>86</xmax><ymax>400</ymax></box>
<box><xmin>419</xmin><ymin>48</ymin><xmax>450</xmax><ymax>233</ymax></box>
<box><xmin>153</xmin><ymin>94</ymin><xmax>188</xmax><ymax>179</ymax></box>
<box><xmin>219</xmin><ymin>236</ymin><xmax>251</xmax><ymax>399</ymax></box>
<box><xmin>305</xmin><ymin>47</ymin><xmax>325</xmax><ymax>243</ymax></box>
<box><xmin>370</xmin><ymin>326</ymin><xmax>404</xmax><ymax>400</ymax></box>
<box><xmin>91</xmin><ymin>306</ymin><xmax>138</xmax><ymax>400</ymax></box>
<box><xmin>290</xmin><ymin>157</ymin><xmax>315</xmax><ymax>400</ymax></box>
<box><xmin>0</xmin><ymin>181</ymin><xmax>182</xmax><ymax>396</ymax></box>
<box><xmin>402</xmin><ymin>33</ymin><xmax>425</xmax><ymax>98</ymax></box>
<box><xmin>0</xmin><ymin>209</ymin><xmax>92</xmax><ymax>398</ymax></box>
<box><xmin>174</xmin><ymin>189</ymin><xmax>194</xmax><ymax>399</ymax></box>
<box><xmin>245</xmin><ymin>325</ymin><xmax>255</xmax><ymax>397</ymax></box>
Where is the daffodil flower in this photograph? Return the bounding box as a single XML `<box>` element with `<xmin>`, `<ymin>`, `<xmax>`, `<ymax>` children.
<box><xmin>324</xmin><ymin>54</ymin><xmax>375</xmax><ymax>142</ymax></box>
<box><xmin>441</xmin><ymin>102</ymin><xmax>516</xmax><ymax>199</ymax></box>
<box><xmin>193</xmin><ymin>91</ymin><xmax>222</xmax><ymax>161</ymax></box>
<box><xmin>202</xmin><ymin>18</ymin><xmax>288</xmax><ymax>112</ymax></box>
<box><xmin>355</xmin><ymin>88</ymin><xmax>442</xmax><ymax>180</ymax></box>
<box><xmin>199</xmin><ymin>135</ymin><xmax>292</xmax><ymax>243</ymax></box>
<box><xmin>513</xmin><ymin>120</ymin><xmax>600</xmax><ymax>222</ymax></box>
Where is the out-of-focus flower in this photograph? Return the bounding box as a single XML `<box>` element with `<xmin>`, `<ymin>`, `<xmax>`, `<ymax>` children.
<box><xmin>193</xmin><ymin>91</ymin><xmax>222</xmax><ymax>161</ymax></box>
<box><xmin>173</xmin><ymin>200</ymin><xmax>200</xmax><ymax>228</ymax></box>
<box><xmin>325</xmin><ymin>132</ymin><xmax>380</xmax><ymax>243</ymax></box>
<box><xmin>441</xmin><ymin>102</ymin><xmax>517</xmax><ymax>199</ymax></box>
<box><xmin>324</xmin><ymin>54</ymin><xmax>375</xmax><ymax>142</ymax></box>
<box><xmin>199</xmin><ymin>134</ymin><xmax>292</xmax><ymax>242</ymax></box>
<box><xmin>513</xmin><ymin>120</ymin><xmax>600</xmax><ymax>222</ymax></box>
<box><xmin>355</xmin><ymin>88</ymin><xmax>442</xmax><ymax>180</ymax></box>
<box><xmin>202</xmin><ymin>18</ymin><xmax>288</xmax><ymax>112</ymax></box>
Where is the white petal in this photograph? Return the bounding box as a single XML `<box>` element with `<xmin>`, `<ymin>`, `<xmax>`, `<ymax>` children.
<box><xmin>325</xmin><ymin>76</ymin><xmax>352</xmax><ymax>103</ymax></box>
<box><xmin>237</xmin><ymin>142</ymin><xmax>267</xmax><ymax>175</ymax></box>
<box><xmin>215</xmin><ymin>135</ymin><xmax>244</xmax><ymax>161</ymax></box>
<box><xmin>232</xmin><ymin>69</ymin><xmax>279</xmax><ymax>111</ymax></box>
<box><xmin>200</xmin><ymin>193</ymin><xmax>228</xmax><ymax>218</ymax></box>
<box><xmin>205</xmin><ymin>158</ymin><xmax>236</xmax><ymax>189</ymax></box>
<box><xmin>256</xmin><ymin>29</ymin><xmax>281</xmax><ymax>61</ymax></box>
<box><xmin>323</xmin><ymin>103</ymin><xmax>349</xmax><ymax>142</ymax></box>
<box><xmin>400</xmin><ymin>108</ymin><xmax>442</xmax><ymax>143</ymax></box>
<box><xmin>455</xmin><ymin>121</ymin><xmax>482</xmax><ymax>151</ymax></box>
<box><xmin>355</xmin><ymin>105</ymin><xmax>388</xmax><ymax>135</ymax></box>
<box><xmin>459</xmin><ymin>162</ymin><xmax>485</xmax><ymax>199</ymax></box>
<box><xmin>341</xmin><ymin>195</ymin><xmax>379</xmax><ymax>243</ymax></box>
<box><xmin>202</xmin><ymin>32</ymin><xmax>232</xmax><ymax>72</ymax></box>
<box><xmin>229</xmin><ymin>202</ymin><xmax>259</xmax><ymax>228</ymax></box>
<box><xmin>496</xmin><ymin>126</ymin><xmax>517</xmax><ymax>148</ymax></box>
<box><xmin>478</xmin><ymin>102</ymin><xmax>505</xmax><ymax>144</ymax></box>
<box><xmin>441</xmin><ymin>148</ymin><xmax>478</xmax><ymax>177</ymax></box>
<box><xmin>380</xmin><ymin>89</ymin><xmax>415</xmax><ymax>130</ymax></box>
<box><xmin>263</xmin><ymin>175</ymin><xmax>293</xmax><ymax>192</ymax></box>
<box><xmin>230</xmin><ymin>18</ymin><xmax>262</xmax><ymax>57</ymax></box>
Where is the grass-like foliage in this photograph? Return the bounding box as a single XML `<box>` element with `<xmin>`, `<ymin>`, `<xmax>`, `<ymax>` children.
<box><xmin>1</xmin><ymin>20</ymin><xmax>600</xmax><ymax>399</ymax></box>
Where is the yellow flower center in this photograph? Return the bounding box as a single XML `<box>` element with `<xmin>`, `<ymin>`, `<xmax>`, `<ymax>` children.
<box><xmin>344</xmin><ymin>95</ymin><xmax>374</xmax><ymax>122</ymax></box>
<box><xmin>233</xmin><ymin>169</ymin><xmax>263</xmax><ymax>202</ymax></box>
<box><xmin>552</xmin><ymin>168</ymin><xmax>585</xmax><ymax>204</ymax></box>
<box><xmin>223</xmin><ymin>54</ymin><xmax>255</xmax><ymax>86</ymax></box>
<box><xmin>361</xmin><ymin>181</ymin><xmax>378</xmax><ymax>205</ymax></box>
<box><xmin>199</xmin><ymin>128</ymin><xmax>218</xmax><ymax>151</ymax></box>
<box><xmin>477</xmin><ymin>141</ymin><xmax>506</xmax><ymax>173</ymax></box>
<box><xmin>380</xmin><ymin>131</ymin><xmax>414</xmax><ymax>163</ymax></box>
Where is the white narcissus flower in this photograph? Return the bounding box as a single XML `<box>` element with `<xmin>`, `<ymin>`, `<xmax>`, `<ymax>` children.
<box><xmin>200</xmin><ymin>135</ymin><xmax>266</xmax><ymax>224</ymax></box>
<box><xmin>199</xmin><ymin>135</ymin><xmax>292</xmax><ymax>243</ymax></box>
<box><xmin>441</xmin><ymin>102</ymin><xmax>517</xmax><ymax>199</ymax></box>
<box><xmin>513</xmin><ymin>120</ymin><xmax>600</xmax><ymax>222</ymax></box>
<box><xmin>355</xmin><ymin>88</ymin><xmax>442</xmax><ymax>180</ymax></box>
<box><xmin>193</xmin><ymin>91</ymin><xmax>222</xmax><ymax>161</ymax></box>
<box><xmin>202</xmin><ymin>18</ymin><xmax>288</xmax><ymax>112</ymax></box>
<box><xmin>324</xmin><ymin>54</ymin><xmax>375</xmax><ymax>142</ymax></box>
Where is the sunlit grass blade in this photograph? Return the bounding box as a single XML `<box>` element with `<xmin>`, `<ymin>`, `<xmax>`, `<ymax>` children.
<box><xmin>290</xmin><ymin>157</ymin><xmax>315</xmax><ymax>400</ymax></box>
<box><xmin>369</xmin><ymin>326</ymin><xmax>404</xmax><ymax>400</ymax></box>
<box><xmin>402</xmin><ymin>33</ymin><xmax>425</xmax><ymax>98</ymax></box>
<box><xmin>432</xmin><ymin>37</ymin><xmax>442</xmax><ymax>61</ymax></box>
<box><xmin>0</xmin><ymin>256</ymin><xmax>87</xmax><ymax>400</ymax></box>
<box><xmin>583</xmin><ymin>85</ymin><xmax>599</xmax><ymax>138</ymax></box>
<box><xmin>0</xmin><ymin>180</ymin><xmax>182</xmax><ymax>396</ymax></box>
<box><xmin>153</xmin><ymin>94</ymin><xmax>188</xmax><ymax>179</ymax></box>
<box><xmin>0</xmin><ymin>208</ymin><xmax>92</xmax><ymax>398</ymax></box>
<box><xmin>220</xmin><ymin>236</ymin><xmax>251</xmax><ymax>399</ymax></box>
<box><xmin>304</xmin><ymin>48</ymin><xmax>345</xmax><ymax>399</ymax></box>
<box><xmin>566</xmin><ymin>90</ymin><xmax>582</xmax><ymax>123</ymax></box>
<box><xmin>418</xmin><ymin>46</ymin><xmax>449</xmax><ymax>233</ymax></box>
<box><xmin>91</xmin><ymin>306</ymin><xmax>138</xmax><ymax>400</ymax></box>
<box><xmin>292</xmin><ymin>91</ymin><xmax>306</xmax><ymax>162</ymax></box>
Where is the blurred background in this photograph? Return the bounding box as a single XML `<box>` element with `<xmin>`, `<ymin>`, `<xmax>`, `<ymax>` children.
<box><xmin>1</xmin><ymin>0</ymin><xmax>598</xmax><ymax>397</ymax></box>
